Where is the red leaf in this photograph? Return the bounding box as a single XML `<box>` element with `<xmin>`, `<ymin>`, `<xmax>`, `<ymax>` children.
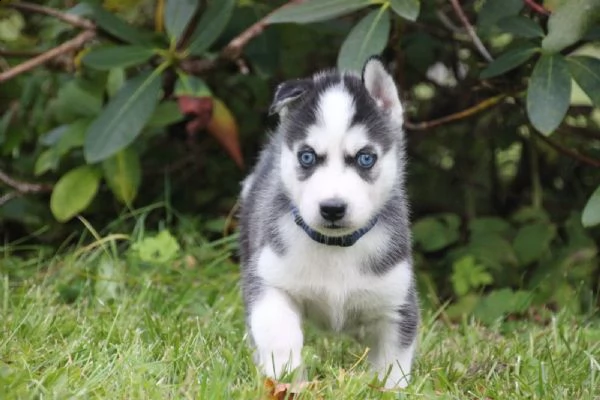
<box><xmin>177</xmin><ymin>96</ymin><xmax>213</xmax><ymax>135</ymax></box>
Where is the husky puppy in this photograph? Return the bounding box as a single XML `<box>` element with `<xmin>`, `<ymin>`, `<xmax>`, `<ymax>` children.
<box><xmin>239</xmin><ymin>56</ymin><xmax>418</xmax><ymax>389</ymax></box>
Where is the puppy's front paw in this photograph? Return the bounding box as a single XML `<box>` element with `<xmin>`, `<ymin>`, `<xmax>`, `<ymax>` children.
<box><xmin>379</xmin><ymin>366</ymin><xmax>410</xmax><ymax>389</ymax></box>
<box><xmin>256</xmin><ymin>340</ymin><xmax>303</xmax><ymax>379</ymax></box>
<box><xmin>249</xmin><ymin>287</ymin><xmax>304</xmax><ymax>379</ymax></box>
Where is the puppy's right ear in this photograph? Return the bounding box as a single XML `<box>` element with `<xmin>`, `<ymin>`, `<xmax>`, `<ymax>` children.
<box><xmin>269</xmin><ymin>79</ymin><xmax>311</xmax><ymax>116</ymax></box>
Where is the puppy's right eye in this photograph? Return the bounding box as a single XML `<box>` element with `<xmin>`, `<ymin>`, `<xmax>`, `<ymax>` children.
<box><xmin>298</xmin><ymin>150</ymin><xmax>317</xmax><ymax>168</ymax></box>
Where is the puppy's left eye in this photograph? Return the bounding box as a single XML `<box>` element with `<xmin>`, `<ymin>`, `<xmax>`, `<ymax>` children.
<box><xmin>356</xmin><ymin>152</ymin><xmax>377</xmax><ymax>169</ymax></box>
<box><xmin>298</xmin><ymin>149</ymin><xmax>317</xmax><ymax>167</ymax></box>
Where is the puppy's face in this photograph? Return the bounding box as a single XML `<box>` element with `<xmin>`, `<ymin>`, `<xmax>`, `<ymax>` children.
<box><xmin>273</xmin><ymin>58</ymin><xmax>405</xmax><ymax>236</ymax></box>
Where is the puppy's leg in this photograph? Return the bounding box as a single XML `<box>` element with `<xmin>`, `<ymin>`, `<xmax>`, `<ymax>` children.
<box><xmin>249</xmin><ymin>286</ymin><xmax>303</xmax><ymax>379</ymax></box>
<box><xmin>365</xmin><ymin>302</ymin><xmax>419</xmax><ymax>389</ymax></box>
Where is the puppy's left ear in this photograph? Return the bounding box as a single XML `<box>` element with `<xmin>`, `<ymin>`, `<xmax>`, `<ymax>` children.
<box><xmin>269</xmin><ymin>78</ymin><xmax>311</xmax><ymax>116</ymax></box>
<box><xmin>362</xmin><ymin>56</ymin><xmax>404</xmax><ymax>126</ymax></box>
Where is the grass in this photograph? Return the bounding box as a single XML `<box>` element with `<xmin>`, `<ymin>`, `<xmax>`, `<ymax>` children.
<box><xmin>1</xmin><ymin>226</ymin><xmax>599</xmax><ymax>400</ymax></box>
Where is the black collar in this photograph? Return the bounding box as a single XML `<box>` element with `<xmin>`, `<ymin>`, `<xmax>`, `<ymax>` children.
<box><xmin>290</xmin><ymin>206</ymin><xmax>378</xmax><ymax>247</ymax></box>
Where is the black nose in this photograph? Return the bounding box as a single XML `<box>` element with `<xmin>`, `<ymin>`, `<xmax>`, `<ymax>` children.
<box><xmin>319</xmin><ymin>199</ymin><xmax>347</xmax><ymax>222</ymax></box>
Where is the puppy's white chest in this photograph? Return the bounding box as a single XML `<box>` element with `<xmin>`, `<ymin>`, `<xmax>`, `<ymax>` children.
<box><xmin>256</xmin><ymin>230</ymin><xmax>411</xmax><ymax>331</ymax></box>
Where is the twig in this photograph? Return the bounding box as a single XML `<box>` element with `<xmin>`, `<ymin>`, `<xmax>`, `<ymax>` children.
<box><xmin>448</xmin><ymin>0</ymin><xmax>493</xmax><ymax>62</ymax></box>
<box><xmin>0</xmin><ymin>192</ymin><xmax>20</xmax><ymax>207</ymax></box>
<box><xmin>533</xmin><ymin>131</ymin><xmax>600</xmax><ymax>168</ymax></box>
<box><xmin>0</xmin><ymin>169</ymin><xmax>53</xmax><ymax>193</ymax></box>
<box><xmin>523</xmin><ymin>0</ymin><xmax>550</xmax><ymax>16</ymax></box>
<box><xmin>222</xmin><ymin>0</ymin><xmax>305</xmax><ymax>60</ymax></box>
<box><xmin>181</xmin><ymin>0</ymin><xmax>306</xmax><ymax>75</ymax></box>
<box><xmin>6</xmin><ymin>2</ymin><xmax>96</xmax><ymax>30</ymax></box>
<box><xmin>404</xmin><ymin>94</ymin><xmax>506</xmax><ymax>130</ymax></box>
<box><xmin>0</xmin><ymin>29</ymin><xmax>95</xmax><ymax>83</ymax></box>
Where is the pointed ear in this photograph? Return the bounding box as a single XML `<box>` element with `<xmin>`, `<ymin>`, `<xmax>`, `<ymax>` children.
<box><xmin>269</xmin><ymin>78</ymin><xmax>311</xmax><ymax>116</ymax></box>
<box><xmin>362</xmin><ymin>56</ymin><xmax>404</xmax><ymax>125</ymax></box>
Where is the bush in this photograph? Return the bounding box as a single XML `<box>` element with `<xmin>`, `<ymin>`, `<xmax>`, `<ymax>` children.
<box><xmin>1</xmin><ymin>0</ymin><xmax>599</xmax><ymax>321</ymax></box>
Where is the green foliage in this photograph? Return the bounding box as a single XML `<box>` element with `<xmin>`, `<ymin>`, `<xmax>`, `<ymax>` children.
<box><xmin>187</xmin><ymin>0</ymin><xmax>235</xmax><ymax>55</ymax></box>
<box><xmin>542</xmin><ymin>0</ymin><xmax>600</xmax><ymax>52</ymax></box>
<box><xmin>582</xmin><ymin>185</ymin><xmax>600</xmax><ymax>227</ymax></box>
<box><xmin>164</xmin><ymin>0</ymin><xmax>198</xmax><ymax>43</ymax></box>
<box><xmin>526</xmin><ymin>53</ymin><xmax>572</xmax><ymax>135</ymax></box>
<box><xmin>129</xmin><ymin>229</ymin><xmax>181</xmax><ymax>265</ymax></box>
<box><xmin>266</xmin><ymin>0</ymin><xmax>373</xmax><ymax>24</ymax></box>
<box><xmin>50</xmin><ymin>165</ymin><xmax>101</xmax><ymax>222</ymax></box>
<box><xmin>82</xmin><ymin>45</ymin><xmax>157</xmax><ymax>70</ymax></box>
<box><xmin>83</xmin><ymin>69</ymin><xmax>163</xmax><ymax>163</ymax></box>
<box><xmin>337</xmin><ymin>7</ymin><xmax>390</xmax><ymax>72</ymax></box>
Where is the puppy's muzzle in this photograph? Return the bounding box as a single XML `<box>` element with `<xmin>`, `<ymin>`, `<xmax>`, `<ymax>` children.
<box><xmin>319</xmin><ymin>198</ymin><xmax>347</xmax><ymax>222</ymax></box>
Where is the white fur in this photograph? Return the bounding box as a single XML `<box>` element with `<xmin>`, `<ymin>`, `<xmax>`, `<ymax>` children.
<box><xmin>250</xmin><ymin>217</ymin><xmax>414</xmax><ymax>387</ymax></box>
<box><xmin>249</xmin><ymin>286</ymin><xmax>304</xmax><ymax>378</ymax></box>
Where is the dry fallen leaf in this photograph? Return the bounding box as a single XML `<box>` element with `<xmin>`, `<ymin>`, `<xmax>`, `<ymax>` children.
<box><xmin>262</xmin><ymin>378</ymin><xmax>318</xmax><ymax>400</ymax></box>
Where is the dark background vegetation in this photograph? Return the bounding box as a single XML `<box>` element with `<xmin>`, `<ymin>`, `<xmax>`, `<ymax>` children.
<box><xmin>1</xmin><ymin>0</ymin><xmax>600</xmax><ymax>324</ymax></box>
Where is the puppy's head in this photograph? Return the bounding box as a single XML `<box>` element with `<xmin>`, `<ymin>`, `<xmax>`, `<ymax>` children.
<box><xmin>272</xmin><ymin>57</ymin><xmax>405</xmax><ymax>236</ymax></box>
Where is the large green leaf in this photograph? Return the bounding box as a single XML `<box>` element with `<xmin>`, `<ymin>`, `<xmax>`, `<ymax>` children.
<box><xmin>187</xmin><ymin>0</ymin><xmax>235</xmax><ymax>56</ymax></box>
<box><xmin>496</xmin><ymin>16</ymin><xmax>545</xmax><ymax>38</ymax></box>
<box><xmin>84</xmin><ymin>70</ymin><xmax>163</xmax><ymax>163</ymax></box>
<box><xmin>90</xmin><ymin>5</ymin><xmax>155</xmax><ymax>45</ymax></box>
<box><xmin>526</xmin><ymin>53</ymin><xmax>571</xmax><ymax>135</ymax></box>
<box><xmin>390</xmin><ymin>0</ymin><xmax>420</xmax><ymax>21</ymax></box>
<box><xmin>480</xmin><ymin>42</ymin><xmax>539</xmax><ymax>79</ymax></box>
<box><xmin>337</xmin><ymin>7</ymin><xmax>390</xmax><ymax>72</ymax></box>
<box><xmin>567</xmin><ymin>56</ymin><xmax>600</xmax><ymax>107</ymax></box>
<box><xmin>512</xmin><ymin>222</ymin><xmax>557</xmax><ymax>265</ymax></box>
<box><xmin>164</xmin><ymin>0</ymin><xmax>198</xmax><ymax>42</ymax></box>
<box><xmin>267</xmin><ymin>0</ymin><xmax>372</xmax><ymax>24</ymax></box>
<box><xmin>82</xmin><ymin>45</ymin><xmax>155</xmax><ymax>70</ymax></box>
<box><xmin>582</xmin><ymin>185</ymin><xmax>600</xmax><ymax>227</ymax></box>
<box><xmin>102</xmin><ymin>147</ymin><xmax>141</xmax><ymax>205</ymax></box>
<box><xmin>50</xmin><ymin>165</ymin><xmax>101</xmax><ymax>222</ymax></box>
<box><xmin>542</xmin><ymin>0</ymin><xmax>600</xmax><ymax>53</ymax></box>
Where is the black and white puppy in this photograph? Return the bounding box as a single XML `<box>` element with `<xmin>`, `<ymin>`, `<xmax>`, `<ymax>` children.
<box><xmin>239</xmin><ymin>56</ymin><xmax>418</xmax><ymax>389</ymax></box>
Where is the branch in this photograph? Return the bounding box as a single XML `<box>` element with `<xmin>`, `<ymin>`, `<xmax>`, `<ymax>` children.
<box><xmin>0</xmin><ymin>29</ymin><xmax>95</xmax><ymax>83</ymax></box>
<box><xmin>181</xmin><ymin>0</ymin><xmax>306</xmax><ymax>75</ymax></box>
<box><xmin>6</xmin><ymin>2</ymin><xmax>96</xmax><ymax>30</ymax></box>
<box><xmin>533</xmin><ymin>131</ymin><xmax>600</xmax><ymax>168</ymax></box>
<box><xmin>0</xmin><ymin>192</ymin><xmax>20</xmax><ymax>207</ymax></box>
<box><xmin>448</xmin><ymin>0</ymin><xmax>493</xmax><ymax>62</ymax></box>
<box><xmin>0</xmin><ymin>169</ymin><xmax>53</xmax><ymax>193</ymax></box>
<box><xmin>404</xmin><ymin>94</ymin><xmax>506</xmax><ymax>131</ymax></box>
<box><xmin>523</xmin><ymin>0</ymin><xmax>550</xmax><ymax>16</ymax></box>
<box><xmin>221</xmin><ymin>0</ymin><xmax>305</xmax><ymax>60</ymax></box>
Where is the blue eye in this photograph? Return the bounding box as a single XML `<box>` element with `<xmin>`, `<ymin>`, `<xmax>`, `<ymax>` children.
<box><xmin>356</xmin><ymin>152</ymin><xmax>377</xmax><ymax>168</ymax></box>
<box><xmin>298</xmin><ymin>150</ymin><xmax>317</xmax><ymax>167</ymax></box>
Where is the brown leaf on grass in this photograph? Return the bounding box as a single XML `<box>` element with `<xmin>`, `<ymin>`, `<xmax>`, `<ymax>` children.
<box><xmin>207</xmin><ymin>98</ymin><xmax>244</xmax><ymax>169</ymax></box>
<box><xmin>262</xmin><ymin>378</ymin><xmax>318</xmax><ymax>400</ymax></box>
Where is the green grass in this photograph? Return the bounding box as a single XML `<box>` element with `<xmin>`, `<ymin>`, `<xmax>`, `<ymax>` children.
<box><xmin>1</xmin><ymin>231</ymin><xmax>599</xmax><ymax>400</ymax></box>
